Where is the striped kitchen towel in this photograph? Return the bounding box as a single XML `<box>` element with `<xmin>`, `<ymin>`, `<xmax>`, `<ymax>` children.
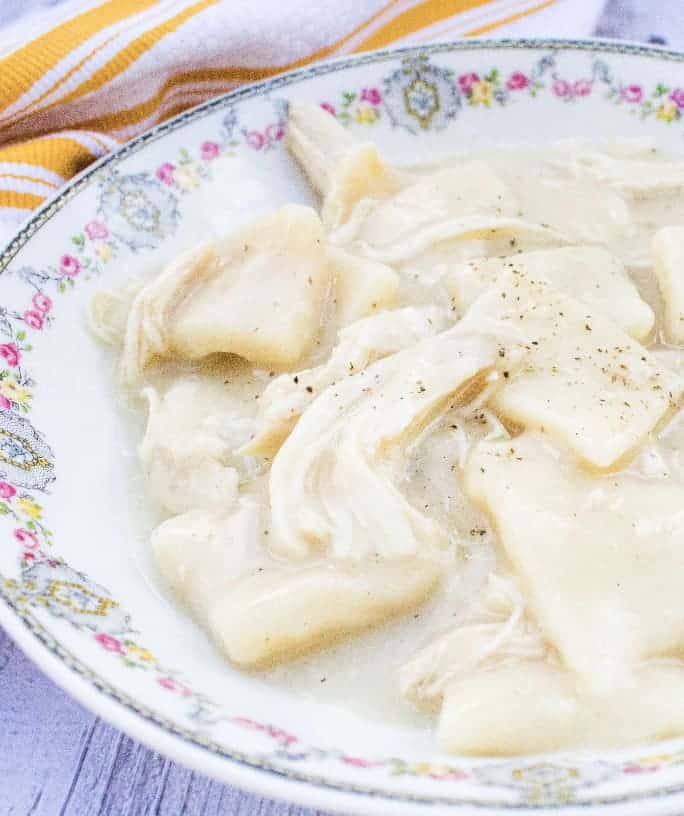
<box><xmin>0</xmin><ymin>0</ymin><xmax>605</xmax><ymax>244</ymax></box>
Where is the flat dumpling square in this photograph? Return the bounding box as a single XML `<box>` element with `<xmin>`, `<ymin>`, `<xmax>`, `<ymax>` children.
<box><xmin>464</xmin><ymin>433</ymin><xmax>684</xmax><ymax>690</ymax></box>
<box><xmin>170</xmin><ymin>204</ymin><xmax>331</xmax><ymax>368</ymax></box>
<box><xmin>653</xmin><ymin>226</ymin><xmax>684</xmax><ymax>344</ymax></box>
<box><xmin>462</xmin><ymin>269</ymin><xmax>682</xmax><ymax>469</ymax></box>
<box><xmin>444</xmin><ymin>246</ymin><xmax>654</xmax><ymax>340</ymax></box>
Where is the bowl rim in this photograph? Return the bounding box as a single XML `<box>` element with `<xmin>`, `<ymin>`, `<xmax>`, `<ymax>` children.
<box><xmin>4</xmin><ymin>36</ymin><xmax>684</xmax><ymax>815</ymax></box>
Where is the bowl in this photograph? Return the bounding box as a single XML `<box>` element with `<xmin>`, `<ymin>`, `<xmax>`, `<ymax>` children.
<box><xmin>3</xmin><ymin>38</ymin><xmax>684</xmax><ymax>816</ymax></box>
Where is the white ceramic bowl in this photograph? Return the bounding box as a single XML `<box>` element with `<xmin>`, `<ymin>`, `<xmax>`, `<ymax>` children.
<box><xmin>3</xmin><ymin>38</ymin><xmax>684</xmax><ymax>816</ymax></box>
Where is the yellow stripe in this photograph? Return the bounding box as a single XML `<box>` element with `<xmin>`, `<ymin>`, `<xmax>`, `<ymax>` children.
<box><xmin>0</xmin><ymin>172</ymin><xmax>57</xmax><ymax>187</ymax></box>
<box><xmin>0</xmin><ymin>0</ymin><xmax>162</xmax><ymax>110</ymax></box>
<box><xmin>0</xmin><ymin>137</ymin><xmax>98</xmax><ymax>177</ymax></box>
<box><xmin>353</xmin><ymin>0</ymin><xmax>493</xmax><ymax>51</ymax></box>
<box><xmin>0</xmin><ymin>190</ymin><xmax>45</xmax><ymax>209</ymax></box>
<box><xmin>464</xmin><ymin>0</ymin><xmax>557</xmax><ymax>35</ymax></box>
<box><xmin>56</xmin><ymin>0</ymin><xmax>222</xmax><ymax>108</ymax></box>
<box><xmin>0</xmin><ymin>1</ymin><xmax>409</xmax><ymax>139</ymax></box>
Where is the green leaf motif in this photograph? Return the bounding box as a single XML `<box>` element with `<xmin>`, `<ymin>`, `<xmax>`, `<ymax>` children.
<box><xmin>16</xmin><ymin>331</ymin><xmax>25</xmax><ymax>342</ymax></box>
<box><xmin>0</xmin><ymin>503</ymin><xmax>9</xmax><ymax>516</ymax></box>
<box><xmin>71</xmin><ymin>234</ymin><xmax>85</xmax><ymax>248</ymax></box>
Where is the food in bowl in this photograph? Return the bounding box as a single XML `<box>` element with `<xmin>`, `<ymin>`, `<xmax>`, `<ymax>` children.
<box><xmin>90</xmin><ymin>101</ymin><xmax>684</xmax><ymax>756</ymax></box>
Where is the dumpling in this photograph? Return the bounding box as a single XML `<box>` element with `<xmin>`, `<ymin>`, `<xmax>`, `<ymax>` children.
<box><xmin>268</xmin><ymin>327</ymin><xmax>505</xmax><ymax>561</ymax></box>
<box><xmin>437</xmin><ymin>660</ymin><xmax>684</xmax><ymax>755</ymax></box>
<box><xmin>464</xmin><ymin>432</ymin><xmax>684</xmax><ymax>690</ymax></box>
<box><xmin>444</xmin><ymin>246</ymin><xmax>654</xmax><ymax>340</ymax></box>
<box><xmin>211</xmin><ymin>558</ymin><xmax>440</xmax><ymax>669</ymax></box>
<box><xmin>140</xmin><ymin>374</ymin><xmax>257</xmax><ymax>515</ymax></box>
<box><xmin>328</xmin><ymin>246</ymin><xmax>399</xmax><ymax>326</ymax></box>
<box><xmin>121</xmin><ymin>205</ymin><xmax>331</xmax><ymax>384</ymax></box>
<box><xmin>461</xmin><ymin>269</ymin><xmax>683</xmax><ymax>469</ymax></box>
<box><xmin>286</xmin><ymin>102</ymin><xmax>562</xmax><ymax>266</ymax></box>
<box><xmin>243</xmin><ymin>306</ymin><xmax>447</xmax><ymax>456</ymax></box>
<box><xmin>287</xmin><ymin>101</ymin><xmax>405</xmax><ymax>230</ymax></box>
<box><xmin>151</xmin><ymin>499</ymin><xmax>262</xmax><ymax>622</ymax></box>
<box><xmin>653</xmin><ymin>226</ymin><xmax>684</xmax><ymax>344</ymax></box>
<box><xmin>152</xmin><ymin>502</ymin><xmax>439</xmax><ymax>669</ymax></box>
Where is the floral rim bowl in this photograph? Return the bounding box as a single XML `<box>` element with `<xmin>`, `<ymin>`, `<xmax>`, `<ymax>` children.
<box><xmin>4</xmin><ymin>38</ymin><xmax>684</xmax><ymax>816</ymax></box>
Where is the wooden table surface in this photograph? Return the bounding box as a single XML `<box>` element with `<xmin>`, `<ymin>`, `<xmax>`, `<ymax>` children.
<box><xmin>1</xmin><ymin>2</ymin><xmax>682</xmax><ymax>814</ymax></box>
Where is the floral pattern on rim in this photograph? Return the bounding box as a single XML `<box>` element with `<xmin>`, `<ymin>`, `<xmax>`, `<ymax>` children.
<box><xmin>3</xmin><ymin>47</ymin><xmax>684</xmax><ymax>806</ymax></box>
<box><xmin>3</xmin><ymin>492</ymin><xmax>222</xmax><ymax>725</ymax></box>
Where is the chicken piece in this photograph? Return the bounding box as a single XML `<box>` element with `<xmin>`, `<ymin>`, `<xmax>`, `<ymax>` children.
<box><xmin>494</xmin><ymin>162</ymin><xmax>633</xmax><ymax>248</ymax></box>
<box><xmin>400</xmin><ymin>574</ymin><xmax>547</xmax><ymax>708</ymax></box>
<box><xmin>328</xmin><ymin>246</ymin><xmax>399</xmax><ymax>326</ymax></box>
<box><xmin>287</xmin><ymin>103</ymin><xmax>563</xmax><ymax>266</ymax></box>
<box><xmin>243</xmin><ymin>306</ymin><xmax>447</xmax><ymax>456</ymax></box>
<box><xmin>120</xmin><ymin>205</ymin><xmax>331</xmax><ymax>384</ymax></box>
<box><xmin>556</xmin><ymin>146</ymin><xmax>684</xmax><ymax>196</ymax></box>
<box><xmin>212</xmin><ymin>558</ymin><xmax>441</xmax><ymax>669</ymax></box>
<box><xmin>444</xmin><ymin>246</ymin><xmax>654</xmax><ymax>340</ymax></box>
<box><xmin>461</xmin><ymin>269</ymin><xmax>683</xmax><ymax>469</ymax></box>
<box><xmin>464</xmin><ymin>432</ymin><xmax>684</xmax><ymax>691</ymax></box>
<box><xmin>88</xmin><ymin>278</ymin><xmax>143</xmax><ymax>346</ymax></box>
<box><xmin>140</xmin><ymin>374</ymin><xmax>257</xmax><ymax>514</ymax></box>
<box><xmin>653</xmin><ymin>226</ymin><xmax>684</xmax><ymax>344</ymax></box>
<box><xmin>269</xmin><ymin>327</ymin><xmax>507</xmax><ymax>561</ymax></box>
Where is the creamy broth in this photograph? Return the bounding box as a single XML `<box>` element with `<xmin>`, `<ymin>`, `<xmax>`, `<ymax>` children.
<box><xmin>91</xmin><ymin>103</ymin><xmax>684</xmax><ymax>755</ymax></box>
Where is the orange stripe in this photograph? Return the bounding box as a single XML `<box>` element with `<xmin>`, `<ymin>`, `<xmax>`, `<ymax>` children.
<box><xmin>0</xmin><ymin>0</ymin><xmax>162</xmax><ymax>110</ymax></box>
<box><xmin>352</xmin><ymin>0</ymin><xmax>493</xmax><ymax>51</ymax></box>
<box><xmin>0</xmin><ymin>137</ymin><xmax>96</xmax><ymax>177</ymax></box>
<box><xmin>0</xmin><ymin>0</ymin><xmax>405</xmax><ymax>139</ymax></box>
<box><xmin>0</xmin><ymin>191</ymin><xmax>45</xmax><ymax>209</ymax></box>
<box><xmin>6</xmin><ymin>30</ymin><xmax>123</xmax><ymax>127</ymax></box>
<box><xmin>56</xmin><ymin>0</ymin><xmax>222</xmax><ymax>108</ymax></box>
<box><xmin>0</xmin><ymin>172</ymin><xmax>57</xmax><ymax>187</ymax></box>
<box><xmin>464</xmin><ymin>0</ymin><xmax>557</xmax><ymax>35</ymax></box>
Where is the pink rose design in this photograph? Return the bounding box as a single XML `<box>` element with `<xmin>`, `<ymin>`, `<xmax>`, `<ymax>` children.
<box><xmin>14</xmin><ymin>528</ymin><xmax>38</xmax><ymax>548</ymax></box>
<box><xmin>670</xmin><ymin>88</ymin><xmax>684</xmax><ymax>109</ymax></box>
<box><xmin>156</xmin><ymin>162</ymin><xmax>176</xmax><ymax>185</ymax></box>
<box><xmin>32</xmin><ymin>292</ymin><xmax>52</xmax><ymax>314</ymax></box>
<box><xmin>342</xmin><ymin>755</ymin><xmax>382</xmax><ymax>768</ymax></box>
<box><xmin>624</xmin><ymin>764</ymin><xmax>659</xmax><ymax>774</ymax></box>
<box><xmin>157</xmin><ymin>676</ymin><xmax>191</xmax><ymax>696</ymax></box>
<box><xmin>265</xmin><ymin>123</ymin><xmax>285</xmax><ymax>142</ymax></box>
<box><xmin>59</xmin><ymin>254</ymin><xmax>81</xmax><ymax>277</ymax></box>
<box><xmin>23</xmin><ymin>551</ymin><xmax>35</xmax><ymax>561</ymax></box>
<box><xmin>320</xmin><ymin>102</ymin><xmax>336</xmax><ymax>116</ymax></box>
<box><xmin>573</xmin><ymin>79</ymin><xmax>592</xmax><ymax>96</ymax></box>
<box><xmin>23</xmin><ymin>310</ymin><xmax>43</xmax><ymax>330</ymax></box>
<box><xmin>458</xmin><ymin>72</ymin><xmax>480</xmax><ymax>93</ymax></box>
<box><xmin>432</xmin><ymin>769</ymin><xmax>469</xmax><ymax>781</ymax></box>
<box><xmin>95</xmin><ymin>633</ymin><xmax>126</xmax><ymax>655</ymax></box>
<box><xmin>360</xmin><ymin>87</ymin><xmax>382</xmax><ymax>105</ymax></box>
<box><xmin>621</xmin><ymin>84</ymin><xmax>643</xmax><ymax>103</ymax></box>
<box><xmin>200</xmin><ymin>141</ymin><xmax>220</xmax><ymax>160</ymax></box>
<box><xmin>506</xmin><ymin>71</ymin><xmax>529</xmax><ymax>90</ymax></box>
<box><xmin>84</xmin><ymin>220</ymin><xmax>108</xmax><ymax>240</ymax></box>
<box><xmin>0</xmin><ymin>482</ymin><xmax>16</xmax><ymax>500</ymax></box>
<box><xmin>0</xmin><ymin>343</ymin><xmax>20</xmax><ymax>367</ymax></box>
<box><xmin>245</xmin><ymin>131</ymin><xmax>265</xmax><ymax>150</ymax></box>
<box><xmin>0</xmin><ymin>395</ymin><xmax>11</xmax><ymax>411</ymax></box>
<box><xmin>553</xmin><ymin>79</ymin><xmax>571</xmax><ymax>97</ymax></box>
<box><xmin>266</xmin><ymin>725</ymin><xmax>298</xmax><ymax>745</ymax></box>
